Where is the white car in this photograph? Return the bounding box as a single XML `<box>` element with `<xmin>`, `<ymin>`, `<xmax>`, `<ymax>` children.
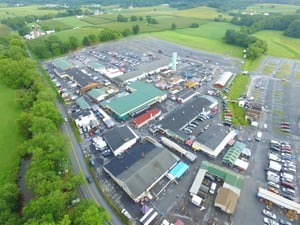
<box><xmin>264</xmin><ymin>217</ymin><xmax>279</xmax><ymax>225</ymax></box>
<box><xmin>263</xmin><ymin>209</ymin><xmax>277</xmax><ymax>219</ymax></box>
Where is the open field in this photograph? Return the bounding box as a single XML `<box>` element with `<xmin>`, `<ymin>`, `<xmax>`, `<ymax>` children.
<box><xmin>253</xmin><ymin>30</ymin><xmax>300</xmax><ymax>59</ymax></box>
<box><xmin>38</xmin><ymin>16</ymin><xmax>93</xmax><ymax>30</ymax></box>
<box><xmin>246</xmin><ymin>4</ymin><xmax>300</xmax><ymax>14</ymax></box>
<box><xmin>0</xmin><ymin>5</ymin><xmax>60</xmax><ymax>19</ymax></box>
<box><xmin>0</xmin><ymin>84</ymin><xmax>23</xmax><ymax>185</ymax></box>
<box><xmin>152</xmin><ymin>22</ymin><xmax>243</xmax><ymax>57</ymax></box>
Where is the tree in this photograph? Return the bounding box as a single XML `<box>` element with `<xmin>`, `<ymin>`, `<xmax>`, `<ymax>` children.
<box><xmin>31</xmin><ymin>101</ymin><xmax>63</xmax><ymax>127</ymax></box>
<box><xmin>171</xmin><ymin>23</ymin><xmax>176</xmax><ymax>30</ymax></box>
<box><xmin>121</xmin><ymin>28</ymin><xmax>131</xmax><ymax>37</ymax></box>
<box><xmin>88</xmin><ymin>34</ymin><xmax>97</xmax><ymax>44</ymax></box>
<box><xmin>284</xmin><ymin>19</ymin><xmax>300</xmax><ymax>38</ymax></box>
<box><xmin>82</xmin><ymin>36</ymin><xmax>91</xmax><ymax>46</ymax></box>
<box><xmin>72</xmin><ymin>202</ymin><xmax>109</xmax><ymax>225</ymax></box>
<box><xmin>68</xmin><ymin>36</ymin><xmax>78</xmax><ymax>50</ymax></box>
<box><xmin>190</xmin><ymin>23</ymin><xmax>199</xmax><ymax>28</ymax></box>
<box><xmin>132</xmin><ymin>25</ymin><xmax>140</xmax><ymax>34</ymax></box>
<box><xmin>130</xmin><ymin>15</ymin><xmax>137</xmax><ymax>21</ymax></box>
<box><xmin>99</xmin><ymin>29</ymin><xmax>120</xmax><ymax>42</ymax></box>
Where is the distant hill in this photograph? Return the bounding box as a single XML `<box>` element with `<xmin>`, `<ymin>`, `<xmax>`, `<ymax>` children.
<box><xmin>1</xmin><ymin>0</ymin><xmax>299</xmax><ymax>10</ymax></box>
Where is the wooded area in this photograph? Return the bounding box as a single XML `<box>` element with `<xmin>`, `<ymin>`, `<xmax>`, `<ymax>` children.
<box><xmin>0</xmin><ymin>34</ymin><xmax>109</xmax><ymax>225</ymax></box>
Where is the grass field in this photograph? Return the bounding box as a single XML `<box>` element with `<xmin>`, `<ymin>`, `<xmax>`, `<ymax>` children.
<box><xmin>246</xmin><ymin>4</ymin><xmax>300</xmax><ymax>14</ymax></box>
<box><xmin>152</xmin><ymin>22</ymin><xmax>243</xmax><ymax>57</ymax></box>
<box><xmin>38</xmin><ymin>16</ymin><xmax>93</xmax><ymax>30</ymax></box>
<box><xmin>253</xmin><ymin>30</ymin><xmax>300</xmax><ymax>59</ymax></box>
<box><xmin>0</xmin><ymin>84</ymin><xmax>23</xmax><ymax>185</ymax></box>
<box><xmin>226</xmin><ymin>74</ymin><xmax>250</xmax><ymax>125</ymax></box>
<box><xmin>0</xmin><ymin>5</ymin><xmax>59</xmax><ymax>19</ymax></box>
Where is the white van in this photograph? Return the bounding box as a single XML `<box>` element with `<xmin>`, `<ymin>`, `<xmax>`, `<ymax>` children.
<box><xmin>209</xmin><ymin>182</ymin><xmax>217</xmax><ymax>194</ymax></box>
<box><xmin>256</xmin><ymin>131</ymin><xmax>262</xmax><ymax>141</ymax></box>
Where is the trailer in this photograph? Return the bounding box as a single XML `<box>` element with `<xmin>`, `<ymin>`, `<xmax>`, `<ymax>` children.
<box><xmin>269</xmin><ymin>160</ymin><xmax>282</xmax><ymax>172</ymax></box>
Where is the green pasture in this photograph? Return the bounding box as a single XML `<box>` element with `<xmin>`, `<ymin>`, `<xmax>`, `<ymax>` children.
<box><xmin>174</xmin><ymin>6</ymin><xmax>232</xmax><ymax>20</ymax></box>
<box><xmin>253</xmin><ymin>30</ymin><xmax>300</xmax><ymax>60</ymax></box>
<box><xmin>247</xmin><ymin>4</ymin><xmax>300</xmax><ymax>14</ymax></box>
<box><xmin>38</xmin><ymin>16</ymin><xmax>93</xmax><ymax>30</ymax></box>
<box><xmin>0</xmin><ymin>5</ymin><xmax>58</xmax><ymax>19</ymax></box>
<box><xmin>0</xmin><ymin>84</ymin><xmax>23</xmax><ymax>185</ymax></box>
<box><xmin>152</xmin><ymin>22</ymin><xmax>243</xmax><ymax>57</ymax></box>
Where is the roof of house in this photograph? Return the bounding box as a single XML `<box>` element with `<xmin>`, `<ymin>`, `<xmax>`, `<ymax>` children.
<box><xmin>131</xmin><ymin>108</ymin><xmax>161</xmax><ymax>126</ymax></box>
<box><xmin>222</xmin><ymin>147</ymin><xmax>242</xmax><ymax>164</ymax></box>
<box><xmin>52</xmin><ymin>58</ymin><xmax>73</xmax><ymax>70</ymax></box>
<box><xmin>102</xmin><ymin>125</ymin><xmax>137</xmax><ymax>152</ymax></box>
<box><xmin>104</xmin><ymin>140</ymin><xmax>178</xmax><ymax>199</ymax></box>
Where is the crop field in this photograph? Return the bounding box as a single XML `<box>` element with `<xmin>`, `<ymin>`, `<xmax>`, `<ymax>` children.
<box><xmin>152</xmin><ymin>22</ymin><xmax>243</xmax><ymax>57</ymax></box>
<box><xmin>0</xmin><ymin>5</ymin><xmax>59</xmax><ymax>19</ymax></box>
<box><xmin>38</xmin><ymin>16</ymin><xmax>93</xmax><ymax>30</ymax></box>
<box><xmin>81</xmin><ymin>14</ymin><xmax>117</xmax><ymax>25</ymax></box>
<box><xmin>253</xmin><ymin>30</ymin><xmax>300</xmax><ymax>59</ymax></box>
<box><xmin>246</xmin><ymin>4</ymin><xmax>300</xmax><ymax>14</ymax></box>
<box><xmin>0</xmin><ymin>84</ymin><xmax>23</xmax><ymax>185</ymax></box>
<box><xmin>174</xmin><ymin>6</ymin><xmax>232</xmax><ymax>20</ymax></box>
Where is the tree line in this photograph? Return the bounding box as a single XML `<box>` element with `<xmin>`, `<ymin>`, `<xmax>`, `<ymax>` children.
<box><xmin>0</xmin><ymin>34</ymin><xmax>109</xmax><ymax>225</ymax></box>
<box><xmin>224</xmin><ymin>29</ymin><xmax>268</xmax><ymax>60</ymax></box>
<box><xmin>28</xmin><ymin>27</ymin><xmax>139</xmax><ymax>59</ymax></box>
<box><xmin>230</xmin><ymin>13</ymin><xmax>300</xmax><ymax>38</ymax></box>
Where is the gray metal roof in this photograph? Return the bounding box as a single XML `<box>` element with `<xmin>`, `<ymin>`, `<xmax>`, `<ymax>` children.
<box><xmin>104</xmin><ymin>140</ymin><xmax>178</xmax><ymax>199</ymax></box>
<box><xmin>103</xmin><ymin>125</ymin><xmax>136</xmax><ymax>152</ymax></box>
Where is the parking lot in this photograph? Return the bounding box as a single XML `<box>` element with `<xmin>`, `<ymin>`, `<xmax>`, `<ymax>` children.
<box><xmin>43</xmin><ymin>37</ymin><xmax>300</xmax><ymax>225</ymax></box>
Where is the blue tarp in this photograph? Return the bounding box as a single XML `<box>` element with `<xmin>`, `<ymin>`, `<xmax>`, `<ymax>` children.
<box><xmin>169</xmin><ymin>162</ymin><xmax>189</xmax><ymax>179</ymax></box>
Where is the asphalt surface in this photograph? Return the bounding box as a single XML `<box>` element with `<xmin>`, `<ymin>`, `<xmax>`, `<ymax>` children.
<box><xmin>57</xmin><ymin>102</ymin><xmax>123</xmax><ymax>225</ymax></box>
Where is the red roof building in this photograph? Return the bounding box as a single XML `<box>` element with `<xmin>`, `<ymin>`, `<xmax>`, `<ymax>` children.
<box><xmin>131</xmin><ymin>108</ymin><xmax>161</xmax><ymax>128</ymax></box>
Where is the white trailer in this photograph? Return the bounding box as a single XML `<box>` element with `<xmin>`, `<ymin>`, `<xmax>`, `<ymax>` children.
<box><xmin>269</xmin><ymin>160</ymin><xmax>282</xmax><ymax>172</ymax></box>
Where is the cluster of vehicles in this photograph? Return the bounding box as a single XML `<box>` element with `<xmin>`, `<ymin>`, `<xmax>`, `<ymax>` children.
<box><xmin>280</xmin><ymin>122</ymin><xmax>290</xmax><ymax>133</ymax></box>
<box><xmin>265</xmin><ymin>140</ymin><xmax>296</xmax><ymax>201</ymax></box>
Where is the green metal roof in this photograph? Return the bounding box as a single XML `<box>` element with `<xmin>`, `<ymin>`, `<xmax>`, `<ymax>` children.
<box><xmin>76</xmin><ymin>97</ymin><xmax>90</xmax><ymax>110</ymax></box>
<box><xmin>201</xmin><ymin>161</ymin><xmax>244</xmax><ymax>189</ymax></box>
<box><xmin>101</xmin><ymin>81</ymin><xmax>166</xmax><ymax>117</ymax></box>
<box><xmin>223</xmin><ymin>147</ymin><xmax>242</xmax><ymax>164</ymax></box>
<box><xmin>87</xmin><ymin>88</ymin><xmax>106</xmax><ymax>99</ymax></box>
<box><xmin>233</xmin><ymin>141</ymin><xmax>246</xmax><ymax>152</ymax></box>
<box><xmin>88</xmin><ymin>61</ymin><xmax>105</xmax><ymax>70</ymax></box>
<box><xmin>52</xmin><ymin>58</ymin><xmax>73</xmax><ymax>70</ymax></box>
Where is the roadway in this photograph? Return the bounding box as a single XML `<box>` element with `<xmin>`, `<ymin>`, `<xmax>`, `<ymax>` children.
<box><xmin>57</xmin><ymin>102</ymin><xmax>123</xmax><ymax>225</ymax></box>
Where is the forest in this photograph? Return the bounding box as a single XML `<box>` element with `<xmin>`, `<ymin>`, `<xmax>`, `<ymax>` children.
<box><xmin>0</xmin><ymin>34</ymin><xmax>109</xmax><ymax>225</ymax></box>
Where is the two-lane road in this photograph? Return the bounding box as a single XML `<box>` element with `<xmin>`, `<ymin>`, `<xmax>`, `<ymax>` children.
<box><xmin>57</xmin><ymin>102</ymin><xmax>123</xmax><ymax>225</ymax></box>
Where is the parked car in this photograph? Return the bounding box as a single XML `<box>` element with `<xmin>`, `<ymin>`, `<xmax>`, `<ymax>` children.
<box><xmin>282</xmin><ymin>187</ymin><xmax>295</xmax><ymax>196</ymax></box>
<box><xmin>267</xmin><ymin>181</ymin><xmax>280</xmax><ymax>189</ymax></box>
<box><xmin>281</xmin><ymin>193</ymin><xmax>294</xmax><ymax>201</ymax></box>
<box><xmin>264</xmin><ymin>217</ymin><xmax>279</xmax><ymax>225</ymax></box>
<box><xmin>279</xmin><ymin>219</ymin><xmax>293</xmax><ymax>225</ymax></box>
<box><xmin>263</xmin><ymin>209</ymin><xmax>277</xmax><ymax>219</ymax></box>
